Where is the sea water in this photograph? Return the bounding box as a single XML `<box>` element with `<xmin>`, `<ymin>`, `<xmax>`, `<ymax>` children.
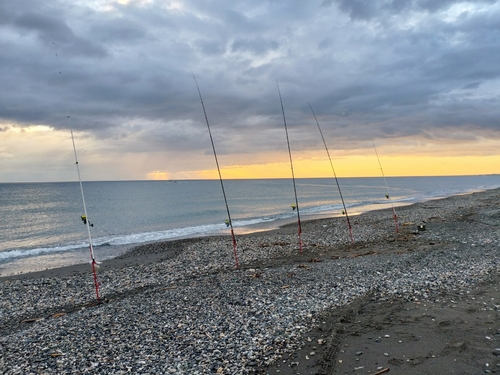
<box><xmin>1</xmin><ymin>175</ymin><xmax>499</xmax><ymax>276</ymax></box>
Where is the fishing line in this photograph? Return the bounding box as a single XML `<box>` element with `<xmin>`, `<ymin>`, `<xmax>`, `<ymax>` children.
<box><xmin>52</xmin><ymin>41</ymin><xmax>101</xmax><ymax>300</ymax></box>
<box><xmin>276</xmin><ymin>80</ymin><xmax>303</xmax><ymax>254</ymax></box>
<box><xmin>372</xmin><ymin>140</ymin><xmax>399</xmax><ymax>233</ymax></box>
<box><xmin>309</xmin><ymin>104</ymin><xmax>354</xmax><ymax>243</ymax></box>
<box><xmin>192</xmin><ymin>74</ymin><xmax>239</xmax><ymax>269</ymax></box>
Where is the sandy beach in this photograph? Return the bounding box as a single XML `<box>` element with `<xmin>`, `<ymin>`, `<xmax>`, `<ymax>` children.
<box><xmin>1</xmin><ymin>188</ymin><xmax>499</xmax><ymax>374</ymax></box>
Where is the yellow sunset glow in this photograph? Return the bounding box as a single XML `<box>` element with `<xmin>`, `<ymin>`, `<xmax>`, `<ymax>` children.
<box><xmin>195</xmin><ymin>154</ymin><xmax>500</xmax><ymax>179</ymax></box>
<box><xmin>147</xmin><ymin>171</ymin><xmax>170</xmax><ymax>180</ymax></box>
<box><xmin>1</xmin><ymin>122</ymin><xmax>498</xmax><ymax>182</ymax></box>
<box><xmin>192</xmin><ymin>136</ymin><xmax>500</xmax><ymax>179</ymax></box>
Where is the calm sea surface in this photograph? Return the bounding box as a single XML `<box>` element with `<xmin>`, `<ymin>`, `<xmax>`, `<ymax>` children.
<box><xmin>1</xmin><ymin>176</ymin><xmax>499</xmax><ymax>276</ymax></box>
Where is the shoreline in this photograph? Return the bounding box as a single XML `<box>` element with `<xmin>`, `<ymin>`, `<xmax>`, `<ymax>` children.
<box><xmin>1</xmin><ymin>182</ymin><xmax>496</xmax><ymax>279</ymax></box>
<box><xmin>1</xmin><ymin>187</ymin><xmax>499</xmax><ymax>374</ymax></box>
<box><xmin>0</xmin><ymin>185</ymin><xmax>490</xmax><ymax>281</ymax></box>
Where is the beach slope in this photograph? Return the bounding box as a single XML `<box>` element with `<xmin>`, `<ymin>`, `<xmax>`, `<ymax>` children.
<box><xmin>1</xmin><ymin>188</ymin><xmax>499</xmax><ymax>374</ymax></box>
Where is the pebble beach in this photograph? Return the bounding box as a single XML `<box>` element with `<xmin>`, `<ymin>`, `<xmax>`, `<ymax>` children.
<box><xmin>1</xmin><ymin>188</ymin><xmax>499</xmax><ymax>374</ymax></box>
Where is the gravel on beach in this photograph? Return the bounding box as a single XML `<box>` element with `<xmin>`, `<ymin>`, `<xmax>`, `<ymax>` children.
<box><xmin>1</xmin><ymin>188</ymin><xmax>499</xmax><ymax>374</ymax></box>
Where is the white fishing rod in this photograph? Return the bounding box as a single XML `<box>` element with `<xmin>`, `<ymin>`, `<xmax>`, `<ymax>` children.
<box><xmin>309</xmin><ymin>103</ymin><xmax>354</xmax><ymax>243</ymax></box>
<box><xmin>53</xmin><ymin>43</ymin><xmax>101</xmax><ymax>300</ymax></box>
<box><xmin>372</xmin><ymin>140</ymin><xmax>399</xmax><ymax>233</ymax></box>
<box><xmin>276</xmin><ymin>80</ymin><xmax>303</xmax><ymax>254</ymax></box>
<box><xmin>193</xmin><ymin>74</ymin><xmax>239</xmax><ymax>269</ymax></box>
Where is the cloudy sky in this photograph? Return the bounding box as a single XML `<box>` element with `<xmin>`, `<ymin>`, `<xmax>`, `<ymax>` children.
<box><xmin>1</xmin><ymin>0</ymin><xmax>499</xmax><ymax>182</ymax></box>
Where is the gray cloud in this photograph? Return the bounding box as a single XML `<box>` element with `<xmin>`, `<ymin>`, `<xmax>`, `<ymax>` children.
<box><xmin>1</xmin><ymin>0</ymin><xmax>500</xmax><ymax>180</ymax></box>
<box><xmin>326</xmin><ymin>0</ymin><xmax>496</xmax><ymax>20</ymax></box>
<box><xmin>231</xmin><ymin>37</ymin><xmax>279</xmax><ymax>55</ymax></box>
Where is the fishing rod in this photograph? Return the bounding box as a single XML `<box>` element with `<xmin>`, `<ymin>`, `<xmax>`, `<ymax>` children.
<box><xmin>308</xmin><ymin>104</ymin><xmax>354</xmax><ymax>243</ymax></box>
<box><xmin>372</xmin><ymin>140</ymin><xmax>399</xmax><ymax>233</ymax></box>
<box><xmin>53</xmin><ymin>42</ymin><xmax>100</xmax><ymax>300</ymax></box>
<box><xmin>192</xmin><ymin>74</ymin><xmax>239</xmax><ymax>269</ymax></box>
<box><xmin>276</xmin><ymin>80</ymin><xmax>303</xmax><ymax>254</ymax></box>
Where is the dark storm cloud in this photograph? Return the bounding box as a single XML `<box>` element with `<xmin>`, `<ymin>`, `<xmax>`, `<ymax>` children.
<box><xmin>1</xmin><ymin>0</ymin><xmax>500</xmax><ymax>162</ymax></box>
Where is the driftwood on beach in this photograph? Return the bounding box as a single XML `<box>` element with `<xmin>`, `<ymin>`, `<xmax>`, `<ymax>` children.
<box><xmin>1</xmin><ymin>188</ymin><xmax>499</xmax><ymax>374</ymax></box>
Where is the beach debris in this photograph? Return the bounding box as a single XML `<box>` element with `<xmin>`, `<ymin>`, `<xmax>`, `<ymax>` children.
<box><xmin>374</xmin><ymin>368</ymin><xmax>390</xmax><ymax>375</ymax></box>
<box><xmin>52</xmin><ymin>312</ymin><xmax>66</xmax><ymax>318</ymax></box>
<box><xmin>273</xmin><ymin>241</ymin><xmax>290</xmax><ymax>246</ymax></box>
<box><xmin>365</xmin><ymin>251</ymin><xmax>378</xmax><ymax>255</ymax></box>
<box><xmin>21</xmin><ymin>317</ymin><xmax>44</xmax><ymax>323</ymax></box>
<box><xmin>297</xmin><ymin>264</ymin><xmax>310</xmax><ymax>270</ymax></box>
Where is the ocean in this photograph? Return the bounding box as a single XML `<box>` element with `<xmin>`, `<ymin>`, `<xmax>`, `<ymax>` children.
<box><xmin>1</xmin><ymin>175</ymin><xmax>499</xmax><ymax>276</ymax></box>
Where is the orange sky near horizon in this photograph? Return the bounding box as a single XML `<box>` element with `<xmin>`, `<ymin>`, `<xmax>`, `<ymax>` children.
<box><xmin>181</xmin><ymin>154</ymin><xmax>500</xmax><ymax>180</ymax></box>
<box><xmin>1</xmin><ymin>124</ymin><xmax>498</xmax><ymax>182</ymax></box>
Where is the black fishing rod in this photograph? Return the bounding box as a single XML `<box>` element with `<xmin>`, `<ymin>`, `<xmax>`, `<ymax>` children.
<box><xmin>308</xmin><ymin>103</ymin><xmax>354</xmax><ymax>243</ymax></box>
<box><xmin>276</xmin><ymin>80</ymin><xmax>303</xmax><ymax>254</ymax></box>
<box><xmin>53</xmin><ymin>41</ymin><xmax>101</xmax><ymax>301</ymax></box>
<box><xmin>372</xmin><ymin>140</ymin><xmax>399</xmax><ymax>233</ymax></box>
<box><xmin>193</xmin><ymin>74</ymin><xmax>239</xmax><ymax>268</ymax></box>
